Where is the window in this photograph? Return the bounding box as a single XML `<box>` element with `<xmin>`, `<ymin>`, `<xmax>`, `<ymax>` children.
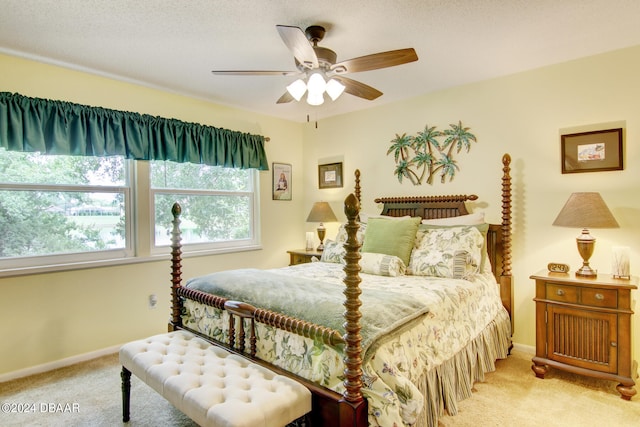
<box><xmin>150</xmin><ymin>161</ymin><xmax>259</xmax><ymax>253</ymax></box>
<box><xmin>0</xmin><ymin>148</ymin><xmax>131</xmax><ymax>268</ymax></box>
<box><xmin>0</xmin><ymin>149</ymin><xmax>260</xmax><ymax>272</ymax></box>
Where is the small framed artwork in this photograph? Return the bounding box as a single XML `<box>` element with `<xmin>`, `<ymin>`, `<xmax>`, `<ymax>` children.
<box><xmin>561</xmin><ymin>128</ymin><xmax>623</xmax><ymax>174</ymax></box>
<box><xmin>318</xmin><ymin>162</ymin><xmax>343</xmax><ymax>189</ymax></box>
<box><xmin>272</xmin><ymin>162</ymin><xmax>292</xmax><ymax>200</ymax></box>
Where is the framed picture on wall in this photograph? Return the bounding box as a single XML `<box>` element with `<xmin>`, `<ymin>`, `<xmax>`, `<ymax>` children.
<box><xmin>561</xmin><ymin>128</ymin><xmax>623</xmax><ymax>173</ymax></box>
<box><xmin>272</xmin><ymin>162</ymin><xmax>292</xmax><ymax>200</ymax></box>
<box><xmin>318</xmin><ymin>162</ymin><xmax>343</xmax><ymax>189</ymax></box>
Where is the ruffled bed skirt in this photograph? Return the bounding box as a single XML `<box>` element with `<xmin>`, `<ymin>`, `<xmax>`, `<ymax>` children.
<box><xmin>416</xmin><ymin>308</ymin><xmax>512</xmax><ymax>427</ymax></box>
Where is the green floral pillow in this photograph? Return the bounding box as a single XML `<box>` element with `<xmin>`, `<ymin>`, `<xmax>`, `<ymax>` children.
<box><xmin>360</xmin><ymin>252</ymin><xmax>406</xmax><ymax>277</ymax></box>
<box><xmin>416</xmin><ymin>222</ymin><xmax>491</xmax><ymax>273</ymax></box>
<box><xmin>409</xmin><ymin>226</ymin><xmax>484</xmax><ymax>279</ymax></box>
<box><xmin>335</xmin><ymin>222</ymin><xmax>367</xmax><ymax>245</ymax></box>
<box><xmin>320</xmin><ymin>239</ymin><xmax>345</xmax><ymax>264</ymax></box>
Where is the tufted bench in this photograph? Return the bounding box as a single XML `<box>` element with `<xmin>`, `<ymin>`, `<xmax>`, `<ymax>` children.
<box><xmin>119</xmin><ymin>330</ymin><xmax>312</xmax><ymax>427</ymax></box>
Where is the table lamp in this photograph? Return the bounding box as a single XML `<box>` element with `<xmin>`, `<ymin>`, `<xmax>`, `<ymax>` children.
<box><xmin>552</xmin><ymin>192</ymin><xmax>619</xmax><ymax>277</ymax></box>
<box><xmin>306</xmin><ymin>201</ymin><xmax>338</xmax><ymax>251</ymax></box>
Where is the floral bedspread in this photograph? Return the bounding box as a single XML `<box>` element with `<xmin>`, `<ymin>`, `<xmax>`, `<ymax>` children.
<box><xmin>181</xmin><ymin>262</ymin><xmax>510</xmax><ymax>427</ymax></box>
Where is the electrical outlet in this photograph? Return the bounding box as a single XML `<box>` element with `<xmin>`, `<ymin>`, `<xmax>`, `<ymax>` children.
<box><xmin>148</xmin><ymin>294</ymin><xmax>157</xmax><ymax>309</ymax></box>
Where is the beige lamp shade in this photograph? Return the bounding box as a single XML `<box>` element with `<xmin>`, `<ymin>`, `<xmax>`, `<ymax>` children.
<box><xmin>306</xmin><ymin>202</ymin><xmax>338</xmax><ymax>223</ymax></box>
<box><xmin>306</xmin><ymin>202</ymin><xmax>338</xmax><ymax>251</ymax></box>
<box><xmin>552</xmin><ymin>192</ymin><xmax>619</xmax><ymax>229</ymax></box>
<box><xmin>552</xmin><ymin>192</ymin><xmax>618</xmax><ymax>277</ymax></box>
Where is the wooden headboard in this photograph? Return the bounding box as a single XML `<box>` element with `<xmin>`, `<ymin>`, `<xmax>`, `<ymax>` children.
<box><xmin>374</xmin><ymin>194</ymin><xmax>477</xmax><ymax>219</ymax></box>
<box><xmin>366</xmin><ymin>154</ymin><xmax>514</xmax><ymax>325</ymax></box>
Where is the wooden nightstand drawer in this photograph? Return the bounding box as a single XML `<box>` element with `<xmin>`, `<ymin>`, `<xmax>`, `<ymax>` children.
<box><xmin>546</xmin><ymin>283</ymin><xmax>578</xmax><ymax>303</ymax></box>
<box><xmin>290</xmin><ymin>252</ymin><xmax>313</xmax><ymax>265</ymax></box>
<box><xmin>581</xmin><ymin>288</ymin><xmax>617</xmax><ymax>308</ymax></box>
<box><xmin>287</xmin><ymin>249</ymin><xmax>322</xmax><ymax>266</ymax></box>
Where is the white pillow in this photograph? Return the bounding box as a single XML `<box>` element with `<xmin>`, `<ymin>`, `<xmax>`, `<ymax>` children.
<box><xmin>360</xmin><ymin>213</ymin><xmax>411</xmax><ymax>223</ymax></box>
<box><xmin>360</xmin><ymin>252</ymin><xmax>406</xmax><ymax>277</ymax></box>
<box><xmin>421</xmin><ymin>212</ymin><xmax>484</xmax><ymax>225</ymax></box>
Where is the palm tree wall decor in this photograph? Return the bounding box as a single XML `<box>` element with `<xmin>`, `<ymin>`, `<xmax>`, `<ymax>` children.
<box><xmin>387</xmin><ymin>121</ymin><xmax>477</xmax><ymax>185</ymax></box>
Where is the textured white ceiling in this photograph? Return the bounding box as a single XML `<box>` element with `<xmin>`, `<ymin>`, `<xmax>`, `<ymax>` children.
<box><xmin>2</xmin><ymin>0</ymin><xmax>640</xmax><ymax>122</ymax></box>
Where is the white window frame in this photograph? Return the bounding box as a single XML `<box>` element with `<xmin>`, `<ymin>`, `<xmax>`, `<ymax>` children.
<box><xmin>0</xmin><ymin>158</ymin><xmax>262</xmax><ymax>276</ymax></box>
<box><xmin>0</xmin><ymin>182</ymin><xmax>133</xmax><ymax>270</ymax></box>
<box><xmin>148</xmin><ymin>169</ymin><xmax>261</xmax><ymax>256</ymax></box>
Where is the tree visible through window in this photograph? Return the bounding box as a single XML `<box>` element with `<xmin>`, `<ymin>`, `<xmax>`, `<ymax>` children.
<box><xmin>0</xmin><ymin>149</ymin><xmax>260</xmax><ymax>269</ymax></box>
<box><xmin>0</xmin><ymin>148</ymin><xmax>128</xmax><ymax>260</ymax></box>
<box><xmin>151</xmin><ymin>161</ymin><xmax>256</xmax><ymax>249</ymax></box>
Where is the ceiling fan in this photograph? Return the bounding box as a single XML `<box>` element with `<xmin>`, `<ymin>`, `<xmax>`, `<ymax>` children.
<box><xmin>211</xmin><ymin>25</ymin><xmax>418</xmax><ymax>105</ymax></box>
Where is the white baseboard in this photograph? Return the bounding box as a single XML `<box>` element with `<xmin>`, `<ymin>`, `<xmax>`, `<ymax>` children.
<box><xmin>512</xmin><ymin>342</ymin><xmax>535</xmax><ymax>355</ymax></box>
<box><xmin>0</xmin><ymin>344</ymin><xmax>121</xmax><ymax>383</ymax></box>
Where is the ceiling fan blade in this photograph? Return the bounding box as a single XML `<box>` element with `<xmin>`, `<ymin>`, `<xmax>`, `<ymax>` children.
<box><xmin>211</xmin><ymin>70</ymin><xmax>299</xmax><ymax>76</ymax></box>
<box><xmin>276</xmin><ymin>25</ymin><xmax>319</xmax><ymax>69</ymax></box>
<box><xmin>276</xmin><ymin>91</ymin><xmax>294</xmax><ymax>104</ymax></box>
<box><xmin>330</xmin><ymin>48</ymin><xmax>418</xmax><ymax>74</ymax></box>
<box><xmin>332</xmin><ymin>76</ymin><xmax>383</xmax><ymax>100</ymax></box>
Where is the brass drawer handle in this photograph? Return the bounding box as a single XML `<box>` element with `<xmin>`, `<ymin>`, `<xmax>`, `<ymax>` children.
<box><xmin>595</xmin><ymin>293</ymin><xmax>604</xmax><ymax>300</ymax></box>
<box><xmin>556</xmin><ymin>289</ymin><xmax>565</xmax><ymax>296</ymax></box>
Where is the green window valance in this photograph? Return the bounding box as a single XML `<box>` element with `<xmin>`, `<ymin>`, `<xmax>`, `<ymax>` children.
<box><xmin>0</xmin><ymin>92</ymin><xmax>268</xmax><ymax>170</ymax></box>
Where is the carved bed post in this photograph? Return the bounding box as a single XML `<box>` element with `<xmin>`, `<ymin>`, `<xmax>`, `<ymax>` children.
<box><xmin>169</xmin><ymin>202</ymin><xmax>183</xmax><ymax>331</ymax></box>
<box><xmin>354</xmin><ymin>169</ymin><xmax>361</xmax><ymax>205</ymax></box>
<box><xmin>500</xmin><ymin>154</ymin><xmax>514</xmax><ymax>332</ymax></box>
<box><xmin>354</xmin><ymin>169</ymin><xmax>362</xmax><ymax>222</ymax></box>
<box><xmin>339</xmin><ymin>193</ymin><xmax>368</xmax><ymax>425</ymax></box>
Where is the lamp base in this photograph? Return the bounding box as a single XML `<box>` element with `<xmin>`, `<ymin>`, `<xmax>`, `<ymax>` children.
<box><xmin>575</xmin><ymin>264</ymin><xmax>597</xmax><ymax>277</ymax></box>
<box><xmin>316</xmin><ymin>224</ymin><xmax>326</xmax><ymax>252</ymax></box>
<box><xmin>575</xmin><ymin>229</ymin><xmax>597</xmax><ymax>278</ymax></box>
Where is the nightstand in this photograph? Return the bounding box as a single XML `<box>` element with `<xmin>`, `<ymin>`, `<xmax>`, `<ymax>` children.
<box><xmin>287</xmin><ymin>249</ymin><xmax>322</xmax><ymax>266</ymax></box>
<box><xmin>531</xmin><ymin>270</ymin><xmax>638</xmax><ymax>400</ymax></box>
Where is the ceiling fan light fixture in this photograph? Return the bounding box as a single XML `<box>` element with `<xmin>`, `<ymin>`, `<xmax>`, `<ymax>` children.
<box><xmin>306</xmin><ymin>72</ymin><xmax>326</xmax><ymax>96</ymax></box>
<box><xmin>325</xmin><ymin>78</ymin><xmax>346</xmax><ymax>100</ymax></box>
<box><xmin>286</xmin><ymin>79</ymin><xmax>307</xmax><ymax>101</ymax></box>
<box><xmin>214</xmin><ymin>25</ymin><xmax>418</xmax><ymax>107</ymax></box>
<box><xmin>306</xmin><ymin>92</ymin><xmax>324</xmax><ymax>106</ymax></box>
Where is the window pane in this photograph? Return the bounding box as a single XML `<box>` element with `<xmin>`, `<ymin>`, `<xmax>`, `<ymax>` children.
<box><xmin>0</xmin><ymin>148</ymin><xmax>125</xmax><ymax>186</ymax></box>
<box><xmin>154</xmin><ymin>193</ymin><xmax>251</xmax><ymax>246</ymax></box>
<box><xmin>0</xmin><ymin>190</ymin><xmax>125</xmax><ymax>258</ymax></box>
<box><xmin>150</xmin><ymin>161</ymin><xmax>250</xmax><ymax>191</ymax></box>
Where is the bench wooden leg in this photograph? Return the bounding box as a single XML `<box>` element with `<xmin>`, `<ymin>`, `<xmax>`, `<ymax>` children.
<box><xmin>287</xmin><ymin>414</ymin><xmax>310</xmax><ymax>427</ymax></box>
<box><xmin>121</xmin><ymin>366</ymin><xmax>131</xmax><ymax>422</ymax></box>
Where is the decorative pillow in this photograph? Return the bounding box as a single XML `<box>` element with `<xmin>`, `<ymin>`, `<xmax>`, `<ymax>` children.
<box><xmin>421</xmin><ymin>211</ymin><xmax>485</xmax><ymax>225</ymax></box>
<box><xmin>335</xmin><ymin>221</ymin><xmax>367</xmax><ymax>245</ymax></box>
<box><xmin>320</xmin><ymin>239</ymin><xmax>345</xmax><ymax>264</ymax></box>
<box><xmin>415</xmin><ymin>222</ymin><xmax>491</xmax><ymax>273</ymax></box>
<box><xmin>360</xmin><ymin>252</ymin><xmax>406</xmax><ymax>277</ymax></box>
<box><xmin>409</xmin><ymin>226</ymin><xmax>484</xmax><ymax>279</ymax></box>
<box><xmin>361</xmin><ymin>217</ymin><xmax>421</xmax><ymax>267</ymax></box>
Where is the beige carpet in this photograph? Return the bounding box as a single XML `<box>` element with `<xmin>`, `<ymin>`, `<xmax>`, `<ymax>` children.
<box><xmin>438</xmin><ymin>350</ymin><xmax>640</xmax><ymax>427</ymax></box>
<box><xmin>0</xmin><ymin>349</ymin><xmax>638</xmax><ymax>426</ymax></box>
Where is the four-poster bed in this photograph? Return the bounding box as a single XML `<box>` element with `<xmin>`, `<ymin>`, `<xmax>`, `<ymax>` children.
<box><xmin>167</xmin><ymin>154</ymin><xmax>513</xmax><ymax>427</ymax></box>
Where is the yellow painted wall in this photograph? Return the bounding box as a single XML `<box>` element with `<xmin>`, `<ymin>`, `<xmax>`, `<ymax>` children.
<box><xmin>2</xmin><ymin>45</ymin><xmax>640</xmax><ymax>378</ymax></box>
<box><xmin>0</xmin><ymin>53</ymin><xmax>305</xmax><ymax>376</ymax></box>
<box><xmin>302</xmin><ymin>45</ymin><xmax>640</xmax><ymax>365</ymax></box>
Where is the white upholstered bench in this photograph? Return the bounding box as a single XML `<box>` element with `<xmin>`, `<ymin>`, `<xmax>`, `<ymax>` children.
<box><xmin>120</xmin><ymin>330</ymin><xmax>312</xmax><ymax>427</ymax></box>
